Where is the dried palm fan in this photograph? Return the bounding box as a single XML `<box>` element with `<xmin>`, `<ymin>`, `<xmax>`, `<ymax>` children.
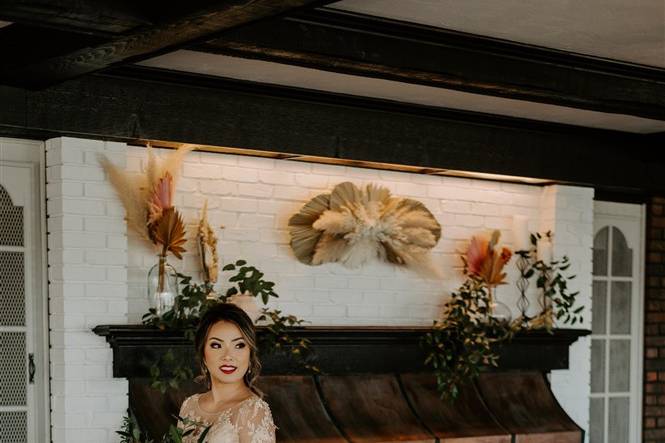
<box><xmin>288</xmin><ymin>182</ymin><xmax>442</xmax><ymax>276</ymax></box>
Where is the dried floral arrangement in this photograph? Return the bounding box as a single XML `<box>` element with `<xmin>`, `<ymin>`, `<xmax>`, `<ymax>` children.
<box><xmin>101</xmin><ymin>144</ymin><xmax>194</xmax><ymax>313</ymax></box>
<box><xmin>100</xmin><ymin>144</ymin><xmax>195</xmax><ymax>247</ymax></box>
<box><xmin>421</xmin><ymin>229</ymin><xmax>584</xmax><ymax>402</ymax></box>
<box><xmin>101</xmin><ymin>146</ymin><xmax>316</xmax><ymax>401</ymax></box>
<box><xmin>422</xmin><ymin>230</ymin><xmax>517</xmax><ymax>401</ymax></box>
<box><xmin>288</xmin><ymin>181</ymin><xmax>442</xmax><ymax>275</ymax></box>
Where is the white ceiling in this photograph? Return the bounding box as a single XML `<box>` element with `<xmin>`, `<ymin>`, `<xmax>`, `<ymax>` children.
<box><xmin>138</xmin><ymin>51</ymin><xmax>665</xmax><ymax>133</ymax></box>
<box><xmin>333</xmin><ymin>0</ymin><xmax>665</xmax><ymax>68</ymax></box>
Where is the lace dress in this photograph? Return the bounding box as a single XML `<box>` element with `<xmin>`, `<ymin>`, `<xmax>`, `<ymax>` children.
<box><xmin>178</xmin><ymin>393</ymin><xmax>277</xmax><ymax>443</ymax></box>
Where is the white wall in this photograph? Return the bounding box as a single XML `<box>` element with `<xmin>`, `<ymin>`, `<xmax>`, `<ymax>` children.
<box><xmin>541</xmin><ymin>185</ymin><xmax>594</xmax><ymax>438</ymax></box>
<box><xmin>46</xmin><ymin>138</ymin><xmax>129</xmax><ymax>443</ymax></box>
<box><xmin>45</xmin><ymin>138</ymin><xmax>593</xmax><ymax>441</ymax></box>
<box><xmin>126</xmin><ymin>147</ymin><xmax>545</xmax><ymax>325</ymax></box>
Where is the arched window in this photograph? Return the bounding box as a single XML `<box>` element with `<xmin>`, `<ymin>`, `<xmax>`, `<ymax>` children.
<box><xmin>590</xmin><ymin>215</ymin><xmax>641</xmax><ymax>443</ymax></box>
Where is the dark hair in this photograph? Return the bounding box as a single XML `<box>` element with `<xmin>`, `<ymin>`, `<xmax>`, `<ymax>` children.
<box><xmin>194</xmin><ymin>303</ymin><xmax>262</xmax><ymax>395</ymax></box>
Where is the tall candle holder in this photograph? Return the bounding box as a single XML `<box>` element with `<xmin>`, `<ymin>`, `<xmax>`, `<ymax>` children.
<box><xmin>515</xmin><ymin>249</ymin><xmax>531</xmax><ymax>326</ymax></box>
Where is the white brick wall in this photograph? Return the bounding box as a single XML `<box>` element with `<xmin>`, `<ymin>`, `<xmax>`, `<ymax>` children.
<box><xmin>46</xmin><ymin>137</ymin><xmax>129</xmax><ymax>443</ymax></box>
<box><xmin>44</xmin><ymin>139</ymin><xmax>594</xmax><ymax>440</ymax></box>
<box><xmin>126</xmin><ymin>147</ymin><xmax>547</xmax><ymax>326</ymax></box>
<box><xmin>541</xmin><ymin>185</ymin><xmax>594</xmax><ymax>440</ymax></box>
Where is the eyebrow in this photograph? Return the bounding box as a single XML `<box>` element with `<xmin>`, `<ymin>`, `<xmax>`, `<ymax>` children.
<box><xmin>208</xmin><ymin>336</ymin><xmax>244</xmax><ymax>342</ymax></box>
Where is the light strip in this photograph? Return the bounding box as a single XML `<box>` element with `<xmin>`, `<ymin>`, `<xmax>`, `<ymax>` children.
<box><xmin>129</xmin><ymin>139</ymin><xmax>554</xmax><ymax>185</ymax></box>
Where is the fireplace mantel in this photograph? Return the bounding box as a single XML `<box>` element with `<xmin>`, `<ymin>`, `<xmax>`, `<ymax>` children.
<box><xmin>94</xmin><ymin>325</ymin><xmax>590</xmax><ymax>442</ymax></box>
<box><xmin>93</xmin><ymin>325</ymin><xmax>589</xmax><ymax>377</ymax></box>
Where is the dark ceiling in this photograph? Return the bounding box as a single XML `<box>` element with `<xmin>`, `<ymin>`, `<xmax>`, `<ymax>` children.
<box><xmin>0</xmin><ymin>0</ymin><xmax>663</xmax><ymax>195</ymax></box>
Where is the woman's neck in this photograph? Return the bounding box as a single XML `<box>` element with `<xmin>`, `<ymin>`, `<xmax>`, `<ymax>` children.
<box><xmin>208</xmin><ymin>380</ymin><xmax>252</xmax><ymax>406</ymax></box>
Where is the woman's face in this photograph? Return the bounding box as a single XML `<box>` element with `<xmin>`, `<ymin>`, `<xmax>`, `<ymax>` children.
<box><xmin>203</xmin><ymin>320</ymin><xmax>251</xmax><ymax>387</ymax></box>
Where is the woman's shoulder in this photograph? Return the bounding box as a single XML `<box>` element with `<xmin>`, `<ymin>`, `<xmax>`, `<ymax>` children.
<box><xmin>237</xmin><ymin>394</ymin><xmax>273</xmax><ymax>418</ymax></box>
<box><xmin>182</xmin><ymin>392</ymin><xmax>202</xmax><ymax>405</ymax></box>
<box><xmin>236</xmin><ymin>394</ymin><xmax>277</xmax><ymax>434</ymax></box>
<box><xmin>244</xmin><ymin>393</ymin><xmax>270</xmax><ymax>409</ymax></box>
<box><xmin>179</xmin><ymin>393</ymin><xmax>204</xmax><ymax>414</ymax></box>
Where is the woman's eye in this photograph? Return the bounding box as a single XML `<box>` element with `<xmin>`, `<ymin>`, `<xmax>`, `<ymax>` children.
<box><xmin>210</xmin><ymin>343</ymin><xmax>221</xmax><ymax>349</ymax></box>
<box><xmin>236</xmin><ymin>343</ymin><xmax>246</xmax><ymax>349</ymax></box>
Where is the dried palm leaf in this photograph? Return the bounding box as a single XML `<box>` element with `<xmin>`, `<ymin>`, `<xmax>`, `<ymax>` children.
<box><xmin>330</xmin><ymin>182</ymin><xmax>362</xmax><ymax>210</ymax></box>
<box><xmin>147</xmin><ymin>172</ymin><xmax>174</xmax><ymax>225</ymax></box>
<box><xmin>289</xmin><ymin>181</ymin><xmax>442</xmax><ymax>275</ymax></box>
<box><xmin>288</xmin><ymin>193</ymin><xmax>330</xmax><ymax>264</ymax></box>
<box><xmin>152</xmin><ymin>207</ymin><xmax>187</xmax><ymax>259</ymax></box>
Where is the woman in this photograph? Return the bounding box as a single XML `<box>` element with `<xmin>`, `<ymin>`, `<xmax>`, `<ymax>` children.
<box><xmin>178</xmin><ymin>303</ymin><xmax>277</xmax><ymax>442</ymax></box>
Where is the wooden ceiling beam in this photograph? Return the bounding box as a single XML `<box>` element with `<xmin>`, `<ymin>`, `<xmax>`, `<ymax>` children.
<box><xmin>0</xmin><ymin>0</ymin><xmax>336</xmax><ymax>89</ymax></box>
<box><xmin>0</xmin><ymin>0</ymin><xmax>150</xmax><ymax>35</ymax></box>
<box><xmin>197</xmin><ymin>8</ymin><xmax>665</xmax><ymax>121</ymax></box>
<box><xmin>0</xmin><ymin>65</ymin><xmax>661</xmax><ymax>194</ymax></box>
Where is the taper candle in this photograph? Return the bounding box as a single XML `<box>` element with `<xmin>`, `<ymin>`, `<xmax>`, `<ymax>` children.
<box><xmin>512</xmin><ymin>215</ymin><xmax>531</xmax><ymax>251</ymax></box>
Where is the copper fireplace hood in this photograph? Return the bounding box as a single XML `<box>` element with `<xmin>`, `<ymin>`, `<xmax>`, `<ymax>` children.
<box><xmin>95</xmin><ymin>325</ymin><xmax>588</xmax><ymax>442</ymax></box>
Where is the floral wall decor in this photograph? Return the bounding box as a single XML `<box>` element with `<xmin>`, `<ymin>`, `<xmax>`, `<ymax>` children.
<box><xmin>288</xmin><ymin>181</ymin><xmax>441</xmax><ymax>275</ymax></box>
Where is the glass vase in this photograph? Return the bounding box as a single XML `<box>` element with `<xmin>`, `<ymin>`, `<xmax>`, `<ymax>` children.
<box><xmin>147</xmin><ymin>254</ymin><xmax>178</xmax><ymax>316</ymax></box>
<box><xmin>488</xmin><ymin>287</ymin><xmax>513</xmax><ymax>323</ymax></box>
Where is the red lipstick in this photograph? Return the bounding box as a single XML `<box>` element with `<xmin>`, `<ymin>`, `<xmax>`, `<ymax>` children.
<box><xmin>220</xmin><ymin>365</ymin><xmax>237</xmax><ymax>374</ymax></box>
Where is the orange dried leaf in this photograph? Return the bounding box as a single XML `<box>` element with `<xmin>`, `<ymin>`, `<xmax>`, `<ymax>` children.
<box><xmin>152</xmin><ymin>207</ymin><xmax>187</xmax><ymax>259</ymax></box>
<box><xmin>465</xmin><ymin>230</ymin><xmax>512</xmax><ymax>287</ymax></box>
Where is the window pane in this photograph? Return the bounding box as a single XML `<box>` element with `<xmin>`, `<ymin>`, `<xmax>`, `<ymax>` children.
<box><xmin>0</xmin><ymin>411</ymin><xmax>27</xmax><ymax>443</ymax></box>
<box><xmin>611</xmin><ymin>227</ymin><xmax>632</xmax><ymax>277</ymax></box>
<box><xmin>0</xmin><ymin>332</ymin><xmax>26</xmax><ymax>406</ymax></box>
<box><xmin>589</xmin><ymin>397</ymin><xmax>604</xmax><ymax>443</ymax></box>
<box><xmin>608</xmin><ymin>397</ymin><xmax>630</xmax><ymax>443</ymax></box>
<box><xmin>592</xmin><ymin>281</ymin><xmax>607</xmax><ymax>334</ymax></box>
<box><xmin>610</xmin><ymin>282</ymin><xmax>631</xmax><ymax>334</ymax></box>
<box><xmin>609</xmin><ymin>339</ymin><xmax>631</xmax><ymax>392</ymax></box>
<box><xmin>0</xmin><ymin>251</ymin><xmax>25</xmax><ymax>327</ymax></box>
<box><xmin>593</xmin><ymin>227</ymin><xmax>609</xmax><ymax>276</ymax></box>
<box><xmin>591</xmin><ymin>339</ymin><xmax>606</xmax><ymax>393</ymax></box>
<box><xmin>0</xmin><ymin>186</ymin><xmax>24</xmax><ymax>247</ymax></box>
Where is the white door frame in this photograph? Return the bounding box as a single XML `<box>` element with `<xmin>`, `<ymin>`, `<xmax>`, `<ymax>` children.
<box><xmin>593</xmin><ymin>200</ymin><xmax>645</xmax><ymax>443</ymax></box>
<box><xmin>0</xmin><ymin>138</ymin><xmax>50</xmax><ymax>442</ymax></box>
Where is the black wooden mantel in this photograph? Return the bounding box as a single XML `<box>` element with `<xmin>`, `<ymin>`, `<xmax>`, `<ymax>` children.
<box><xmin>93</xmin><ymin>325</ymin><xmax>589</xmax><ymax>378</ymax></box>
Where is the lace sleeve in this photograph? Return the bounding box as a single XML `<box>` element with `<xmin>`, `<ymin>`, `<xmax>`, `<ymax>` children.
<box><xmin>177</xmin><ymin>395</ymin><xmax>194</xmax><ymax>431</ymax></box>
<box><xmin>237</xmin><ymin>398</ymin><xmax>277</xmax><ymax>443</ymax></box>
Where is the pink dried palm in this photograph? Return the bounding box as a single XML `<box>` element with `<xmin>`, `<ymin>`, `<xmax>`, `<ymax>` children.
<box><xmin>146</xmin><ymin>173</ymin><xmax>186</xmax><ymax>259</ymax></box>
<box><xmin>147</xmin><ymin>172</ymin><xmax>174</xmax><ymax>225</ymax></box>
<box><xmin>465</xmin><ymin>230</ymin><xmax>512</xmax><ymax>287</ymax></box>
